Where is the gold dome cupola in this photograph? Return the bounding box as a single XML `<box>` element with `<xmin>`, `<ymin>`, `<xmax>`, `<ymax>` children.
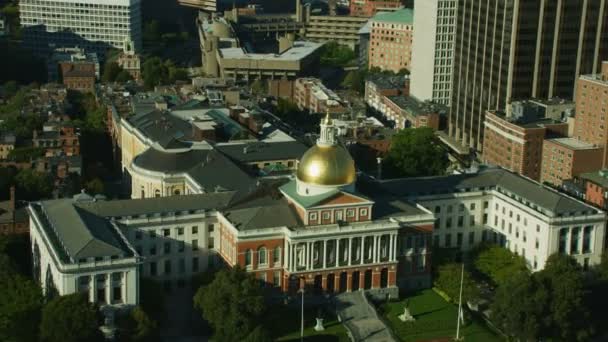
<box><xmin>296</xmin><ymin>111</ymin><xmax>356</xmax><ymax>196</ymax></box>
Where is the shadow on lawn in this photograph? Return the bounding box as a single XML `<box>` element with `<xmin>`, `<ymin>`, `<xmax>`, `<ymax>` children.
<box><xmin>414</xmin><ymin>307</ymin><xmax>448</xmax><ymax>319</ymax></box>
<box><xmin>281</xmin><ymin>335</ymin><xmax>342</xmax><ymax>342</ymax></box>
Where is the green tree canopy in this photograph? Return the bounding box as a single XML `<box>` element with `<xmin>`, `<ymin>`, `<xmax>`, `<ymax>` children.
<box><xmin>0</xmin><ymin>272</ymin><xmax>43</xmax><ymax>342</ymax></box>
<box><xmin>14</xmin><ymin>169</ymin><xmax>53</xmax><ymax>200</ymax></box>
<box><xmin>383</xmin><ymin>127</ymin><xmax>448</xmax><ymax>178</ymax></box>
<box><xmin>319</xmin><ymin>41</ymin><xmax>356</xmax><ymax>67</ymax></box>
<box><xmin>102</xmin><ymin>61</ymin><xmax>122</xmax><ymax>83</ymax></box>
<box><xmin>537</xmin><ymin>254</ymin><xmax>592</xmax><ymax>341</ymax></box>
<box><xmin>341</xmin><ymin>69</ymin><xmax>366</xmax><ymax>94</ymax></box>
<box><xmin>434</xmin><ymin>263</ymin><xmax>479</xmax><ymax>304</ymax></box>
<box><xmin>115</xmin><ymin>70</ymin><xmax>134</xmax><ymax>83</ymax></box>
<box><xmin>473</xmin><ymin>245</ymin><xmax>529</xmax><ymax>286</ymax></box>
<box><xmin>491</xmin><ymin>271</ymin><xmax>548</xmax><ymax>341</ymax></box>
<box><xmin>40</xmin><ymin>293</ymin><xmax>102</xmax><ymax>342</ymax></box>
<box><xmin>193</xmin><ymin>267</ymin><xmax>265</xmax><ymax>341</ymax></box>
<box><xmin>6</xmin><ymin>147</ymin><xmax>46</xmax><ymax>163</ymax></box>
<box><xmin>116</xmin><ymin>306</ymin><xmax>159</xmax><ymax>342</ymax></box>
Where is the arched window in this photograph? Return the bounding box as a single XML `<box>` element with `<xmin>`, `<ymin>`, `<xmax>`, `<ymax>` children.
<box><xmin>154</xmin><ymin>189</ymin><xmax>160</xmax><ymax>198</ymax></box>
<box><xmin>140</xmin><ymin>186</ymin><xmax>145</xmax><ymax>198</ymax></box>
<box><xmin>258</xmin><ymin>247</ymin><xmax>267</xmax><ymax>266</ymax></box>
<box><xmin>245</xmin><ymin>249</ymin><xmax>253</xmax><ymax>267</ymax></box>
<box><xmin>273</xmin><ymin>246</ymin><xmax>281</xmax><ymax>265</ymax></box>
<box><xmin>174</xmin><ymin>189</ymin><xmax>181</xmax><ymax>195</ymax></box>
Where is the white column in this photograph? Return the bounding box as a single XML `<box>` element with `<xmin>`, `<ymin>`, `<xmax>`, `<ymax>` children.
<box><xmin>372</xmin><ymin>235</ymin><xmax>378</xmax><ymax>263</ymax></box>
<box><xmin>121</xmin><ymin>272</ymin><xmax>126</xmax><ymax>304</ymax></box>
<box><xmin>361</xmin><ymin>237</ymin><xmax>365</xmax><ymax>265</ymax></box>
<box><xmin>348</xmin><ymin>238</ymin><xmax>352</xmax><ymax>266</ymax></box>
<box><xmin>336</xmin><ymin>239</ymin><xmax>340</xmax><ymax>266</ymax></box>
<box><xmin>567</xmin><ymin>228</ymin><xmax>572</xmax><ymax>255</ymax></box>
<box><xmin>389</xmin><ymin>235</ymin><xmax>394</xmax><ymax>262</ymax></box>
<box><xmin>89</xmin><ymin>274</ymin><xmax>95</xmax><ymax>303</ymax></box>
<box><xmin>394</xmin><ymin>234</ymin><xmax>399</xmax><ymax>260</ymax></box>
<box><xmin>285</xmin><ymin>242</ymin><xmax>290</xmax><ymax>271</ymax></box>
<box><xmin>106</xmin><ymin>273</ymin><xmax>112</xmax><ymax>304</ymax></box>
<box><xmin>323</xmin><ymin>240</ymin><xmax>327</xmax><ymax>268</ymax></box>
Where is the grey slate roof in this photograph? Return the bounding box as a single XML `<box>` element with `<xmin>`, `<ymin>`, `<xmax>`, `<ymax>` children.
<box><xmin>127</xmin><ymin>110</ymin><xmax>194</xmax><ymax>148</ymax></box>
<box><xmin>31</xmin><ymin>200</ymin><xmax>132</xmax><ymax>263</ymax></box>
<box><xmin>133</xmin><ymin>148</ymin><xmax>255</xmax><ymax>193</ymax></box>
<box><xmin>223</xmin><ymin>187</ymin><xmax>302</xmax><ymax>230</ymax></box>
<box><xmin>78</xmin><ymin>192</ymin><xmax>237</xmax><ymax>218</ymax></box>
<box><xmin>378</xmin><ymin>168</ymin><xmax>598</xmax><ymax>217</ymax></box>
<box><xmin>216</xmin><ymin>141</ymin><xmax>308</xmax><ymax>163</ymax></box>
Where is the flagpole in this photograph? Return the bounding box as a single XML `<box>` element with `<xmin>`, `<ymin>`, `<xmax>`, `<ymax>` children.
<box><xmin>456</xmin><ymin>263</ymin><xmax>464</xmax><ymax>340</ymax></box>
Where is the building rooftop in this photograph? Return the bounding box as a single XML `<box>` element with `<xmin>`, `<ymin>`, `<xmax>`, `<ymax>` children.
<box><xmin>366</xmin><ymin>74</ymin><xmax>407</xmax><ymax>90</ymax></box>
<box><xmin>219</xmin><ymin>41</ymin><xmax>323</xmax><ymax>61</ymax></box>
<box><xmin>487</xmin><ymin>110</ymin><xmax>565</xmax><ymax>129</ymax></box>
<box><xmin>216</xmin><ymin>141</ymin><xmax>307</xmax><ymax>163</ymax></box>
<box><xmin>377</xmin><ymin>168</ymin><xmax>600</xmax><ymax>217</ymax></box>
<box><xmin>371</xmin><ymin>8</ymin><xmax>413</xmax><ymax>25</ymax></box>
<box><xmin>546</xmin><ymin>137</ymin><xmax>599</xmax><ymax>150</ymax></box>
<box><xmin>579</xmin><ymin>170</ymin><xmax>608</xmax><ymax>188</ymax></box>
<box><xmin>386</xmin><ymin>96</ymin><xmax>447</xmax><ymax>116</ymax></box>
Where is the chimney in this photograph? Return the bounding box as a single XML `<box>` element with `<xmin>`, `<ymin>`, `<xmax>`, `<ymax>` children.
<box><xmin>9</xmin><ymin>186</ymin><xmax>15</xmax><ymax>211</ymax></box>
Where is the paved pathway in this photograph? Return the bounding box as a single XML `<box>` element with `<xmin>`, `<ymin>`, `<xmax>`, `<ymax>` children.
<box><xmin>335</xmin><ymin>291</ymin><xmax>396</xmax><ymax>342</ymax></box>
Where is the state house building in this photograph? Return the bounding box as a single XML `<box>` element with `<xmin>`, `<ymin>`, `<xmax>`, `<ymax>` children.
<box><xmin>27</xmin><ymin>115</ymin><xmax>605</xmax><ymax>308</ymax></box>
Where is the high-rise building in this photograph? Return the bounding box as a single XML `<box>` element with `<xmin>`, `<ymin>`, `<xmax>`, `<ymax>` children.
<box><xmin>368</xmin><ymin>8</ymin><xmax>413</xmax><ymax>73</ymax></box>
<box><xmin>350</xmin><ymin>0</ymin><xmax>403</xmax><ymax>17</ymax></box>
<box><xmin>410</xmin><ymin>0</ymin><xmax>456</xmax><ymax>106</ymax></box>
<box><xmin>449</xmin><ymin>0</ymin><xmax>608</xmax><ymax>152</ymax></box>
<box><xmin>20</xmin><ymin>0</ymin><xmax>142</xmax><ymax>55</ymax></box>
<box><xmin>177</xmin><ymin>0</ymin><xmax>217</xmax><ymax>12</ymax></box>
<box><xmin>573</xmin><ymin>61</ymin><xmax>608</xmax><ymax>167</ymax></box>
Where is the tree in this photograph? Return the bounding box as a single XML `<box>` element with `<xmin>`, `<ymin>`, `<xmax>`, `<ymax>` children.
<box><xmin>250</xmin><ymin>79</ymin><xmax>266</xmax><ymax>96</ymax></box>
<box><xmin>341</xmin><ymin>69</ymin><xmax>366</xmax><ymax>93</ymax></box>
<box><xmin>15</xmin><ymin>169</ymin><xmax>53</xmax><ymax>200</ymax></box>
<box><xmin>40</xmin><ymin>293</ymin><xmax>102</xmax><ymax>342</ymax></box>
<box><xmin>473</xmin><ymin>245</ymin><xmax>528</xmax><ymax>286</ymax></box>
<box><xmin>383</xmin><ymin>128</ymin><xmax>448</xmax><ymax>178</ymax></box>
<box><xmin>319</xmin><ymin>41</ymin><xmax>356</xmax><ymax>67</ymax></box>
<box><xmin>117</xmin><ymin>306</ymin><xmax>159</xmax><ymax>342</ymax></box>
<box><xmin>115</xmin><ymin>70</ymin><xmax>133</xmax><ymax>83</ymax></box>
<box><xmin>434</xmin><ymin>263</ymin><xmax>479</xmax><ymax>304</ymax></box>
<box><xmin>142</xmin><ymin>57</ymin><xmax>169</xmax><ymax>90</ymax></box>
<box><xmin>139</xmin><ymin>278</ymin><xmax>165</xmax><ymax>322</ymax></box>
<box><xmin>193</xmin><ymin>267</ymin><xmax>265</xmax><ymax>341</ymax></box>
<box><xmin>491</xmin><ymin>271</ymin><xmax>548</xmax><ymax>341</ymax></box>
<box><xmin>102</xmin><ymin>61</ymin><xmax>121</xmax><ymax>83</ymax></box>
<box><xmin>6</xmin><ymin>147</ymin><xmax>46</xmax><ymax>162</ymax></box>
<box><xmin>537</xmin><ymin>254</ymin><xmax>592</xmax><ymax>341</ymax></box>
<box><xmin>0</xmin><ymin>273</ymin><xmax>43</xmax><ymax>342</ymax></box>
<box><xmin>85</xmin><ymin>178</ymin><xmax>104</xmax><ymax>195</ymax></box>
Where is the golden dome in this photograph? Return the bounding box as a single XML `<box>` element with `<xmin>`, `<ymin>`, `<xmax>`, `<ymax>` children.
<box><xmin>297</xmin><ymin>144</ymin><xmax>356</xmax><ymax>186</ymax></box>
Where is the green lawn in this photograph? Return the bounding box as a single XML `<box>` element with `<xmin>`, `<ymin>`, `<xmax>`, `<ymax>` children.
<box><xmin>264</xmin><ymin>305</ymin><xmax>350</xmax><ymax>342</ymax></box>
<box><xmin>381</xmin><ymin>289</ymin><xmax>502</xmax><ymax>342</ymax></box>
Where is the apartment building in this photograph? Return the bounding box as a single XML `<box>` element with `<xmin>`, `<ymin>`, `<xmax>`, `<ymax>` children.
<box><xmin>368</xmin><ymin>8</ymin><xmax>413</xmax><ymax>73</ymax></box>
<box><xmin>482</xmin><ymin>105</ymin><xmax>569</xmax><ymax>181</ymax></box>
<box><xmin>294</xmin><ymin>78</ymin><xmax>347</xmax><ymax>114</ymax></box>
<box><xmin>541</xmin><ymin>138</ymin><xmax>603</xmax><ymax>187</ymax></box>
<box><xmin>350</xmin><ymin>0</ymin><xmax>403</xmax><ymax>17</ymax></box>
<box><xmin>19</xmin><ymin>0</ymin><xmax>142</xmax><ymax>55</ymax></box>
<box><xmin>410</xmin><ymin>0</ymin><xmax>456</xmax><ymax>106</ymax></box>
<box><xmin>573</xmin><ymin>62</ymin><xmax>608</xmax><ymax>167</ymax></box>
<box><xmin>449</xmin><ymin>0</ymin><xmax>608</xmax><ymax>152</ymax></box>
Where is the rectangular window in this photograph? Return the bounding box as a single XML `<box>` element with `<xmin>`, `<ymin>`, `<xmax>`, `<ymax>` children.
<box><xmin>192</xmin><ymin>257</ymin><xmax>199</xmax><ymax>272</ymax></box>
<box><xmin>273</xmin><ymin>271</ymin><xmax>281</xmax><ymax>287</ymax></box>
<box><xmin>483</xmin><ymin>213</ymin><xmax>488</xmax><ymax>224</ymax></box>
<box><xmin>149</xmin><ymin>231</ymin><xmax>156</xmax><ymax>239</ymax></box>
<box><xmin>459</xmin><ymin>204</ymin><xmax>465</xmax><ymax>212</ymax></box>
<box><xmin>149</xmin><ymin>246</ymin><xmax>156</xmax><ymax>255</ymax></box>
<box><xmin>192</xmin><ymin>226</ymin><xmax>198</xmax><ymax>235</ymax></box>
<box><xmin>150</xmin><ymin>262</ymin><xmax>157</xmax><ymax>276</ymax></box>
<box><xmin>470</xmin><ymin>203</ymin><xmax>475</xmax><ymax>210</ymax></box>
<box><xmin>457</xmin><ymin>233</ymin><xmax>463</xmax><ymax>247</ymax></box>
<box><xmin>447</xmin><ymin>205</ymin><xmax>453</xmax><ymax>213</ymax></box>
<box><xmin>559</xmin><ymin>229</ymin><xmax>568</xmax><ymax>254</ymax></box>
<box><xmin>164</xmin><ymin>242</ymin><xmax>171</xmax><ymax>254</ymax></box>
<box><xmin>583</xmin><ymin>226</ymin><xmax>593</xmax><ymax>253</ymax></box>
<box><xmin>570</xmin><ymin>227</ymin><xmax>581</xmax><ymax>254</ymax></box>
<box><xmin>178</xmin><ymin>241</ymin><xmax>185</xmax><ymax>253</ymax></box>
<box><xmin>457</xmin><ymin>216</ymin><xmax>464</xmax><ymax>227</ymax></box>
<box><xmin>192</xmin><ymin>239</ymin><xmax>199</xmax><ymax>251</ymax></box>
<box><xmin>469</xmin><ymin>215</ymin><xmax>475</xmax><ymax>226</ymax></box>
<box><xmin>178</xmin><ymin>258</ymin><xmax>185</xmax><ymax>274</ymax></box>
<box><xmin>435</xmin><ymin>206</ymin><xmax>441</xmax><ymax>213</ymax></box>
<box><xmin>468</xmin><ymin>231</ymin><xmax>475</xmax><ymax>245</ymax></box>
<box><xmin>444</xmin><ymin>234</ymin><xmax>451</xmax><ymax>247</ymax></box>
<box><xmin>208</xmin><ymin>237</ymin><xmax>214</xmax><ymax>249</ymax></box>
<box><xmin>208</xmin><ymin>224</ymin><xmax>215</xmax><ymax>233</ymax></box>
<box><xmin>484</xmin><ymin>201</ymin><xmax>488</xmax><ymax>209</ymax></box>
<box><xmin>347</xmin><ymin>209</ymin><xmax>355</xmax><ymax>217</ymax></box>
<box><xmin>177</xmin><ymin>227</ymin><xmax>184</xmax><ymax>236</ymax></box>
<box><xmin>163</xmin><ymin>228</ymin><xmax>170</xmax><ymax>237</ymax></box>
<box><xmin>435</xmin><ymin>218</ymin><xmax>441</xmax><ymax>230</ymax></box>
<box><xmin>322</xmin><ymin>212</ymin><xmax>330</xmax><ymax>219</ymax></box>
<box><xmin>164</xmin><ymin>260</ymin><xmax>171</xmax><ymax>275</ymax></box>
<box><xmin>446</xmin><ymin>217</ymin><xmax>452</xmax><ymax>228</ymax></box>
